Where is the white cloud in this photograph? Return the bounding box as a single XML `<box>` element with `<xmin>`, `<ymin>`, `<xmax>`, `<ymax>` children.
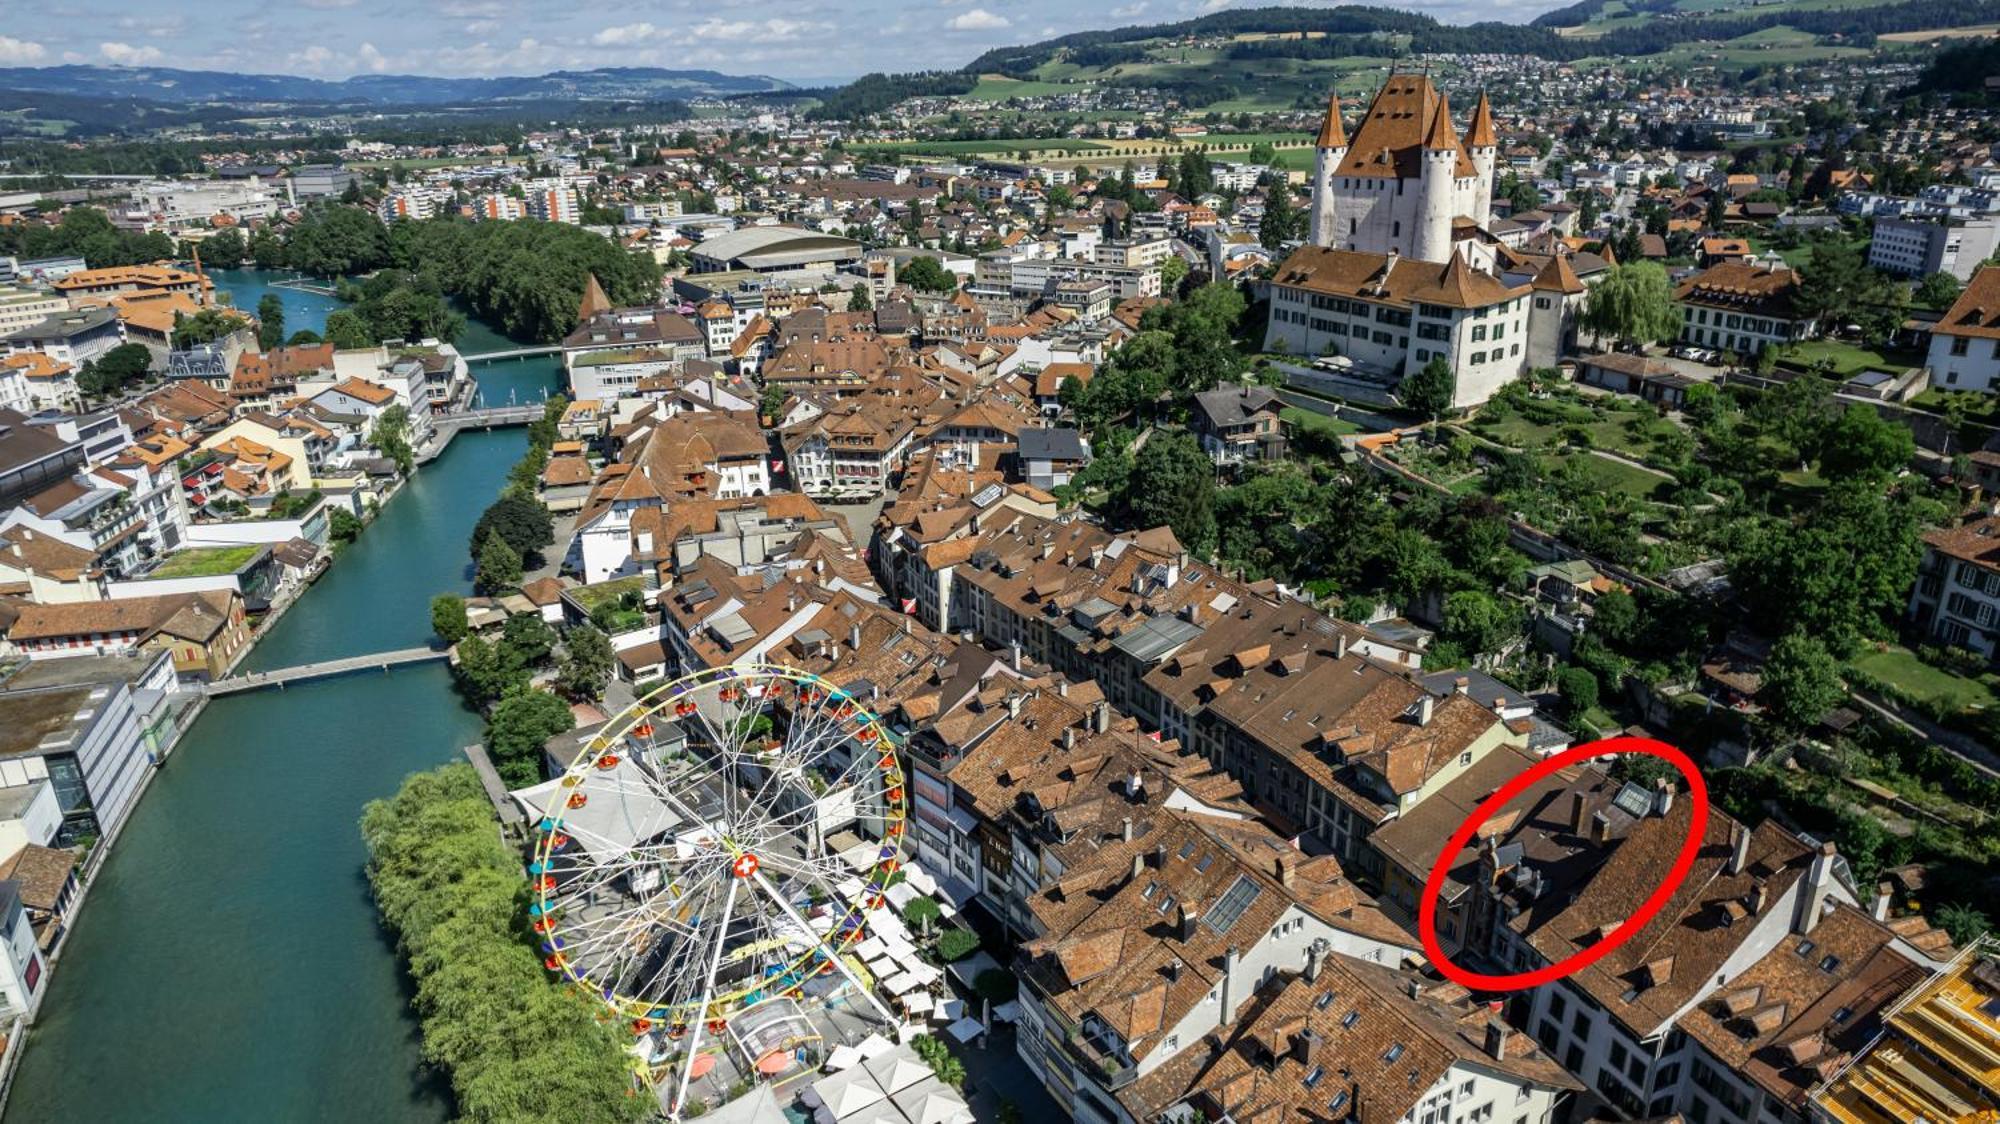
<box><xmin>946</xmin><ymin>8</ymin><xmax>1010</xmax><ymax>30</ymax></box>
<box><xmin>298</xmin><ymin>0</ymin><xmax>358</xmax><ymax>8</ymax></box>
<box><xmin>691</xmin><ymin>18</ymin><xmax>824</xmax><ymax>41</ymax></box>
<box><xmin>288</xmin><ymin>45</ymin><xmax>337</xmax><ymax>71</ymax></box>
<box><xmin>1110</xmin><ymin>2</ymin><xmax>1149</xmax><ymax>16</ymax></box>
<box><xmin>100</xmin><ymin>41</ymin><xmax>164</xmax><ymax>65</ymax></box>
<box><xmin>358</xmin><ymin>42</ymin><xmax>388</xmax><ymax>72</ymax></box>
<box><xmin>592</xmin><ymin>22</ymin><xmax>661</xmax><ymax>46</ymax></box>
<box><xmin>0</xmin><ymin>37</ymin><xmax>46</xmax><ymax>65</ymax></box>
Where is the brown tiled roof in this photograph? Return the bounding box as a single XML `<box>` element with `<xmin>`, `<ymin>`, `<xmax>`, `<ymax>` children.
<box><xmin>1335</xmin><ymin>74</ymin><xmax>1477</xmax><ymax>180</ymax></box>
<box><xmin>8</xmin><ymin>590</ymin><xmax>236</xmax><ymax>646</ymax></box>
<box><xmin>1935</xmin><ymin>265</ymin><xmax>2000</xmax><ymax>341</ymax></box>
<box><xmin>1923</xmin><ymin>516</ymin><xmax>2000</xmax><ymax>573</ymax></box>
<box><xmin>0</xmin><ymin>844</ymin><xmax>75</xmax><ymax>912</ymax></box>
<box><xmin>1531</xmin><ymin>253</ymin><xmax>1587</xmax><ymax>294</ymax></box>
<box><xmin>0</xmin><ymin>526</ymin><xmax>96</xmax><ymax>582</ymax></box>
<box><xmin>1464</xmin><ymin>91</ymin><xmax>1498</xmax><ymax>148</ymax></box>
<box><xmin>1315</xmin><ymin>91</ymin><xmax>1348</xmax><ymax>149</ymax></box>
<box><xmin>1673</xmin><ymin>262</ymin><xmax>1804</xmax><ymax>321</ymax></box>
<box><xmin>1271</xmin><ymin>245</ymin><xmax>1527</xmax><ymax>310</ymax></box>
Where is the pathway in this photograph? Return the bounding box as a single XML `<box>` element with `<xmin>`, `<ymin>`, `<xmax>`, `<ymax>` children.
<box><xmin>207</xmin><ymin>647</ymin><xmax>445</xmax><ymax>696</ymax></box>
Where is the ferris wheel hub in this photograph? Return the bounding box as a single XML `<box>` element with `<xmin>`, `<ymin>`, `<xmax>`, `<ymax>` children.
<box><xmin>730</xmin><ymin>852</ymin><xmax>761</xmax><ymax>879</ymax></box>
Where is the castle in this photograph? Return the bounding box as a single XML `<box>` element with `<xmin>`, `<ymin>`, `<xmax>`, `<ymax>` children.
<box><xmin>1308</xmin><ymin>72</ymin><xmax>1498</xmax><ymax>265</ymax></box>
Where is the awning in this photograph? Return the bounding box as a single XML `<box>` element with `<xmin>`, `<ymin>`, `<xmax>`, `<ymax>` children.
<box><xmin>944</xmin><ymin>1016</ymin><xmax>985</xmax><ymax>1044</ymax></box>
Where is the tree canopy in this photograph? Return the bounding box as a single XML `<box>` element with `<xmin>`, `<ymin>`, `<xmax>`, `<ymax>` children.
<box><xmin>1581</xmin><ymin>262</ymin><xmax>1682</xmax><ymax>347</ymax></box>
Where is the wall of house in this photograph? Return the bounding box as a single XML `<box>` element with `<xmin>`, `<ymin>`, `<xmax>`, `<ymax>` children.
<box><xmin>1927</xmin><ymin>331</ymin><xmax>2000</xmax><ymax>394</ymax></box>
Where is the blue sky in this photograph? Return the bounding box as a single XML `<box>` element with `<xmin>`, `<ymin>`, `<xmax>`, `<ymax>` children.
<box><xmin>0</xmin><ymin>1</ymin><xmax>1563</xmax><ymax>83</ymax></box>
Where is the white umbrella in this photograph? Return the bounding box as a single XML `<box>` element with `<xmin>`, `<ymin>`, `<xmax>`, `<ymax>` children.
<box><xmin>902</xmin><ymin>992</ymin><xmax>935</xmax><ymax>1015</ymax></box>
<box><xmin>908</xmin><ymin>964</ymin><xmax>941</xmax><ymax>986</ymax></box>
<box><xmin>890</xmin><ymin>1076</ymin><xmax>975</xmax><ymax>1124</ymax></box>
<box><xmin>809</xmin><ymin>1068</ymin><xmax>887</xmax><ymax>1118</ymax></box>
<box><xmin>864</xmin><ymin>1047</ymin><xmax>934</xmax><ymax>1095</ymax></box>
<box><xmin>855</xmin><ymin>1032</ymin><xmax>897</xmax><ymax>1059</ymax></box>
<box><xmin>852</xmin><ymin>936</ymin><xmax>888</xmax><ymax>961</ymax></box>
<box><xmin>883</xmin><ymin>971</ymin><xmax>924</xmax><ymax>996</ymax></box>
<box><xmin>904</xmin><ymin>864</ymin><xmax>939</xmax><ymax>894</ymax></box>
<box><xmin>823</xmin><ymin>1043</ymin><xmax>864</xmax><ymax>1073</ymax></box>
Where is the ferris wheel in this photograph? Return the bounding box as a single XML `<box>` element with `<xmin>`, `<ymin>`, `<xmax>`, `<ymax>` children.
<box><xmin>522</xmin><ymin>663</ymin><xmax>906</xmax><ymax>1104</ymax></box>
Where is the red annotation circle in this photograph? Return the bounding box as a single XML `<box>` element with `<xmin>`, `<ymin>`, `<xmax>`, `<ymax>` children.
<box><xmin>1418</xmin><ymin>736</ymin><xmax>1709</xmax><ymax>991</ymax></box>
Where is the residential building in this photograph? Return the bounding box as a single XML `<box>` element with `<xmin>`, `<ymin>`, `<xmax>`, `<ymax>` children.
<box><xmin>1</xmin><ymin>306</ymin><xmax>125</xmax><ymax>369</ymax></box>
<box><xmin>0</xmin><ymin>651</ymin><xmax>181</xmax><ymax>848</ymax></box>
<box><xmin>1190</xmin><ymin>385</ymin><xmax>1287</xmax><ymax>466</ymax></box>
<box><xmin>1015</xmin><ymin>426</ymin><xmax>1091</xmax><ymax>491</ymax></box>
<box><xmin>1927</xmin><ymin>265</ymin><xmax>2000</xmax><ymax>393</ymax></box>
<box><xmin>0</xmin><ymin>408</ymin><xmax>85</xmax><ymax>508</ymax></box>
<box><xmin>1907</xmin><ymin>515</ymin><xmax>2000</xmax><ymax>663</ymax></box>
<box><xmin>1264</xmin><ymin>246</ymin><xmax>1534</xmax><ymax>408</ymax></box>
<box><xmin>1675</xmin><ymin>262</ymin><xmax>1817</xmax><ymax>357</ymax></box>
<box><xmin>4</xmin><ymin>590</ymin><xmax>249</xmax><ymax>678</ymax></box>
<box><xmin>0</xmin><ymin>287</ymin><xmax>65</xmax><ymax>339</ymax></box>
<box><xmin>1867</xmin><ymin>216</ymin><xmax>2000</xmax><ymax>281</ymax></box>
<box><xmin>1811</xmin><ymin>938</ymin><xmax>2000</xmax><ymax>1124</ymax></box>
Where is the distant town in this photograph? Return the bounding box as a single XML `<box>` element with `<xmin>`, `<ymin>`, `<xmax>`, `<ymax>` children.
<box><xmin>0</xmin><ymin>4</ymin><xmax>1999</xmax><ymax>1124</ymax></box>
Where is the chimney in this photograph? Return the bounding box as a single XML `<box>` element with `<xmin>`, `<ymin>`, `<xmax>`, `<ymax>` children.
<box><xmin>1305</xmin><ymin>938</ymin><xmax>1329</xmax><ymax>983</ymax></box>
<box><xmin>1481</xmin><ymin>1020</ymin><xmax>1511</xmax><ymax>1061</ymax></box>
<box><xmin>1221</xmin><ymin>946</ymin><xmax>1242</xmax><ymax>1024</ymax></box>
<box><xmin>1130</xmin><ymin>850</ymin><xmax>1144</xmax><ymax>881</ymax></box>
<box><xmin>901</xmin><ymin>614</ymin><xmax>912</xmax><ymax>634</ymax></box>
<box><xmin>849</xmin><ymin>622</ymin><xmax>862</xmax><ymax>650</ymax></box>
<box><xmin>1121</xmin><ymin>816</ymin><xmax>1134</xmax><ymax>843</ymax></box>
<box><xmin>1293</xmin><ymin>1028</ymin><xmax>1321</xmax><ymax>1067</ymax></box>
<box><xmin>1453</xmin><ymin>676</ymin><xmax>1470</xmax><ymax>695</ymax></box>
<box><xmin>1652</xmin><ymin>776</ymin><xmax>1675</xmax><ymax>817</ymax></box>
<box><xmin>1873</xmin><ymin>880</ymin><xmax>1893</xmax><ymax>922</ymax></box>
<box><xmin>1799</xmin><ymin>840</ymin><xmax>1838</xmax><ymax>936</ymax></box>
<box><xmin>1407</xmin><ymin>978</ymin><xmax>1424</xmax><ymax>1001</ymax></box>
<box><xmin>1179</xmin><ymin>900</ymin><xmax>1199</xmax><ymax>941</ymax></box>
<box><xmin>1128</xmin><ymin>769</ymin><xmax>1145</xmax><ymax>800</ymax></box>
<box><xmin>1057</xmin><ymin>679</ymin><xmax>1069</xmax><ymax>697</ymax></box>
<box><xmin>1415</xmin><ymin>695</ymin><xmax>1434</xmax><ymax>727</ymax></box>
<box><xmin>1010</xmin><ymin>640</ymin><xmax>1022</xmax><ymax>671</ymax></box>
<box><xmin>1491</xmin><ymin>695</ymin><xmax>1508</xmax><ymax>716</ymax></box>
<box><xmin>1569</xmin><ymin>792</ymin><xmax>1588</xmax><ymax>836</ymax></box>
<box><xmin>1062</xmin><ymin>727</ymin><xmax>1077</xmax><ymax>751</ymax></box>
<box><xmin>1335</xmin><ymin>634</ymin><xmax>1349</xmax><ymax>659</ymax></box>
<box><xmin>1005</xmin><ymin>694</ymin><xmax>1023</xmax><ymax>719</ymax></box>
<box><xmin>1590</xmin><ymin>810</ymin><xmax>1612</xmax><ymax>845</ymax></box>
<box><xmin>1729</xmin><ymin>822</ymin><xmax>1751</xmax><ymax>876</ymax></box>
<box><xmin>786</xmin><ymin>593</ymin><xmax>797</xmax><ymax>612</ymax></box>
<box><xmin>1274</xmin><ymin>854</ymin><xmax>1295</xmax><ymax>889</ymax></box>
<box><xmin>1750</xmin><ymin>881</ymin><xmax>1770</xmax><ymax>916</ymax></box>
<box><xmin>1093</xmin><ymin>700</ymin><xmax>1111</xmax><ymax>734</ymax></box>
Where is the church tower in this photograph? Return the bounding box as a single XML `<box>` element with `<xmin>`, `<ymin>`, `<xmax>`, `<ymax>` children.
<box><xmin>1415</xmin><ymin>90</ymin><xmax>1461</xmax><ymax>265</ymax></box>
<box><xmin>1465</xmin><ymin>92</ymin><xmax>1499</xmax><ymax>227</ymax></box>
<box><xmin>1308</xmin><ymin>92</ymin><xmax>1348</xmax><ymax>248</ymax></box>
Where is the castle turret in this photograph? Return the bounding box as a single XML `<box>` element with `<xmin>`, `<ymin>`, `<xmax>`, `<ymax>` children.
<box><xmin>1465</xmin><ymin>92</ymin><xmax>1499</xmax><ymax>226</ymax></box>
<box><xmin>1309</xmin><ymin>92</ymin><xmax>1348</xmax><ymax>248</ymax></box>
<box><xmin>1415</xmin><ymin>91</ymin><xmax>1461</xmax><ymax>264</ymax></box>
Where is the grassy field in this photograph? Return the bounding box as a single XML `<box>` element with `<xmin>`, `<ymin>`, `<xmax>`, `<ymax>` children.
<box><xmin>1779</xmin><ymin>338</ymin><xmax>1926</xmax><ymax>375</ymax></box>
<box><xmin>966</xmin><ymin>75</ymin><xmax>1075</xmax><ymax>101</ymax></box>
<box><xmin>568</xmin><ymin>575</ymin><xmax>647</xmax><ymax>615</ymax></box>
<box><xmin>849</xmin><ymin>138</ymin><xmax>1110</xmax><ymax>158</ymax></box>
<box><xmin>1282</xmin><ymin>407</ymin><xmax>1363</xmax><ymax>437</ymax></box>
<box><xmin>1850</xmin><ymin>645</ymin><xmax>1999</xmax><ymax>714</ymax></box>
<box><xmin>1548</xmin><ymin>451</ymin><xmax>1673</xmax><ymax>499</ymax></box>
<box><xmin>150</xmin><ymin>544</ymin><xmax>263</xmax><ymax>579</ymax></box>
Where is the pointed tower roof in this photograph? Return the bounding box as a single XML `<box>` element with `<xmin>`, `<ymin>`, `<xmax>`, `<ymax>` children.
<box><xmin>1316</xmin><ymin>92</ymin><xmax>1348</xmax><ymax>149</ymax></box>
<box><xmin>1465</xmin><ymin>92</ymin><xmax>1498</xmax><ymax>149</ymax></box>
<box><xmin>1423</xmin><ymin>91</ymin><xmax>1460</xmax><ymax>152</ymax></box>
<box><xmin>1335</xmin><ymin>74</ymin><xmax>1476</xmax><ymax>180</ymax></box>
<box><xmin>1599</xmin><ymin>240</ymin><xmax>1619</xmax><ymax>267</ymax></box>
<box><xmin>578</xmin><ymin>274</ymin><xmax>611</xmax><ymax>321</ymax></box>
<box><xmin>1531</xmin><ymin>253</ymin><xmax>1587</xmax><ymax>295</ymax></box>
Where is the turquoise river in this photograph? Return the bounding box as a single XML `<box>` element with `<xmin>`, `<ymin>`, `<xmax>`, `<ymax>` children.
<box><xmin>3</xmin><ymin>271</ymin><xmax>563</xmax><ymax>1122</ymax></box>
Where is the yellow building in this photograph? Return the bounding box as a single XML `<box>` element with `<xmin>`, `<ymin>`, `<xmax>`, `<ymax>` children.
<box><xmin>1812</xmin><ymin>936</ymin><xmax>2000</xmax><ymax>1124</ymax></box>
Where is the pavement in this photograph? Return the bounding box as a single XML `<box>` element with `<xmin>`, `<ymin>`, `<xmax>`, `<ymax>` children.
<box><xmin>822</xmin><ymin>490</ymin><xmax>895</xmax><ymax>552</ymax></box>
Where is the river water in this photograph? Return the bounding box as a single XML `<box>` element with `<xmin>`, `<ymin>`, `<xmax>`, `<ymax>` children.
<box><xmin>3</xmin><ymin>271</ymin><xmax>564</xmax><ymax>1122</ymax></box>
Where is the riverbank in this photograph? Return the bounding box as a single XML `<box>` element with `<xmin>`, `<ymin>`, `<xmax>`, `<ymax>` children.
<box><xmin>1</xmin><ymin>427</ymin><xmax>524</xmax><ymax>1123</ymax></box>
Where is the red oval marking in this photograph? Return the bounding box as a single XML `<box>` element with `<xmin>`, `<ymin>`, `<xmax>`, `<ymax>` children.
<box><xmin>1418</xmin><ymin>736</ymin><xmax>1709</xmax><ymax>991</ymax></box>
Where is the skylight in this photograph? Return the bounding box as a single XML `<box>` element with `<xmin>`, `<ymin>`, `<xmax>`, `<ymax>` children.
<box><xmin>1201</xmin><ymin>875</ymin><xmax>1263</xmax><ymax>934</ymax></box>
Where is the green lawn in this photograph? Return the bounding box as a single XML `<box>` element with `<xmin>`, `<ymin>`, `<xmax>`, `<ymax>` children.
<box><xmin>1281</xmin><ymin>407</ymin><xmax>1361</xmax><ymax>437</ymax></box>
<box><xmin>1472</xmin><ymin>398</ymin><xmax>1682</xmax><ymax>465</ymax></box>
<box><xmin>149</xmin><ymin>544</ymin><xmax>263</xmax><ymax>579</ymax></box>
<box><xmin>966</xmin><ymin>75</ymin><xmax>1073</xmax><ymax>101</ymax></box>
<box><xmin>849</xmin><ymin>138</ymin><xmax>1107</xmax><ymax>157</ymax></box>
<box><xmin>568</xmin><ymin>575</ymin><xmax>647</xmax><ymax>614</ymax></box>
<box><xmin>1547</xmin><ymin>451</ymin><xmax>1672</xmax><ymax>500</ymax></box>
<box><xmin>1909</xmin><ymin>389</ymin><xmax>2000</xmax><ymax>426</ymax></box>
<box><xmin>1849</xmin><ymin>645</ymin><xmax>1999</xmax><ymax>714</ymax></box>
<box><xmin>1778</xmin><ymin>339</ymin><xmax>1925</xmax><ymax>376</ymax></box>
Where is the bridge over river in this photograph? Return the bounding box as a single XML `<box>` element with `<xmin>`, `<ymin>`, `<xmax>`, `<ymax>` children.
<box><xmin>206</xmin><ymin>646</ymin><xmax>446</xmax><ymax>696</ymax></box>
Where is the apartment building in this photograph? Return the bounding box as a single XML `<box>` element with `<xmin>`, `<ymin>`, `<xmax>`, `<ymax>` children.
<box><xmin>1674</xmin><ymin>263</ymin><xmax>1817</xmax><ymax>358</ymax></box>
<box><xmin>1867</xmin><ymin>216</ymin><xmax>2000</xmax><ymax>282</ymax></box>
<box><xmin>1906</xmin><ymin>515</ymin><xmax>2000</xmax><ymax>663</ymax></box>
<box><xmin>1926</xmin><ymin>265</ymin><xmax>2000</xmax><ymax>393</ymax></box>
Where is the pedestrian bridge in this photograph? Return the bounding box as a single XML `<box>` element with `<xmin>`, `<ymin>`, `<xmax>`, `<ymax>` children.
<box><xmin>463</xmin><ymin>345</ymin><xmax>561</xmax><ymax>362</ymax></box>
<box><xmin>207</xmin><ymin>647</ymin><xmax>446</xmax><ymax>696</ymax></box>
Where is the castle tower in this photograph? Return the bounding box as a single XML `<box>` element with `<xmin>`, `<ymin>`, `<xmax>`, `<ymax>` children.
<box><xmin>1465</xmin><ymin>92</ymin><xmax>1499</xmax><ymax>227</ymax></box>
<box><xmin>1308</xmin><ymin>92</ymin><xmax>1348</xmax><ymax>248</ymax></box>
<box><xmin>1415</xmin><ymin>90</ymin><xmax>1461</xmax><ymax>265</ymax></box>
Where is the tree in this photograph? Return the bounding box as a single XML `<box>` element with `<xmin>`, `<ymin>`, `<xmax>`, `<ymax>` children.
<box><xmin>1439</xmin><ymin>590</ymin><xmax>1521</xmax><ymax>661</ymax></box>
<box><xmin>324</xmin><ymin>309</ymin><xmax>376</xmax><ymax>350</ymax></box>
<box><xmin>328</xmin><ymin>507</ymin><xmax>363</xmax><ymax>547</ymax></box>
<box><xmin>936</xmin><ymin>929</ymin><xmax>980</xmax><ymax>962</ymax></box>
<box><xmin>1127</xmin><ymin>432</ymin><xmax>1217</xmax><ymax>556</ymax></box>
<box><xmin>1259</xmin><ymin>185</ymin><xmax>1303</xmax><ymax>250</ymax></box>
<box><xmin>200</xmin><ymin>228</ymin><xmax>246</xmax><ymax>266</ymax></box>
<box><xmin>475</xmin><ymin>532</ymin><xmax>523</xmax><ymax>594</ymax></box>
<box><xmin>1581</xmin><ymin>262</ymin><xmax>1682</xmax><ymax>349</ymax></box>
<box><xmin>902</xmin><ymin>896</ymin><xmax>942</xmax><ymax>937</ymax></box>
<box><xmin>1401</xmin><ymin>356</ymin><xmax>1455</xmax><ymax>422</ymax></box>
<box><xmin>1731</xmin><ymin>480</ymin><xmax>1936</xmax><ymax>655</ymax></box>
<box><xmin>76</xmin><ymin>342</ymin><xmax>153</xmax><ymax>398</ymax></box>
<box><xmin>500</xmin><ymin>613</ymin><xmax>558</xmax><ymax>670</ymax></box>
<box><xmin>1936</xmin><ymin>902</ymin><xmax>1991</xmax><ymax>945</ymax></box>
<box><xmin>848</xmin><ymin>283</ymin><xmax>872</xmax><ymax>312</ymax></box>
<box><xmin>469</xmin><ymin>494</ymin><xmax>555</xmax><ymax>564</ymax></box>
<box><xmin>1557</xmin><ymin>666</ymin><xmax>1601</xmax><ymax>716</ymax></box>
<box><xmin>285</xmin><ymin>204</ymin><xmax>392</xmax><ymax>276</ymax></box>
<box><xmin>1760</xmin><ymin>632</ymin><xmax>1843</xmax><ymax>735</ymax></box>
<box><xmin>256</xmin><ymin>293</ymin><xmax>286</xmax><ymax>351</ymax></box>
<box><xmin>1914</xmin><ymin>271</ymin><xmax>1962</xmax><ymax>310</ymax></box>
<box><xmin>170</xmin><ymin>307</ymin><xmax>248</xmax><ymax>349</ymax></box>
<box><xmin>557</xmin><ymin>623</ymin><xmax>614</xmax><ymax>701</ymax></box>
<box><xmin>1818</xmin><ymin>404</ymin><xmax>1913</xmax><ymax>481</ymax></box>
<box><xmin>431</xmin><ymin>593</ymin><xmax>470</xmax><ymax>646</ymax></box>
<box><xmin>369</xmin><ymin>403</ymin><xmax>415</xmax><ymax>476</ymax></box>
<box><xmin>1794</xmin><ymin>241</ymin><xmax>1879</xmax><ymax>325</ymax></box>
<box><xmin>451</xmin><ymin>633</ymin><xmax>524</xmax><ymax>704</ymax></box>
<box><xmin>898</xmin><ymin>255</ymin><xmax>957</xmax><ymax>294</ymax></box>
<box><xmin>484</xmin><ymin>689</ymin><xmax>575</xmax><ymax>789</ymax></box>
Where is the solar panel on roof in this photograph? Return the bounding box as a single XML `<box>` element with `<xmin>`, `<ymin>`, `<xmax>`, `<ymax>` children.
<box><xmin>1202</xmin><ymin>875</ymin><xmax>1263</xmax><ymax>934</ymax></box>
